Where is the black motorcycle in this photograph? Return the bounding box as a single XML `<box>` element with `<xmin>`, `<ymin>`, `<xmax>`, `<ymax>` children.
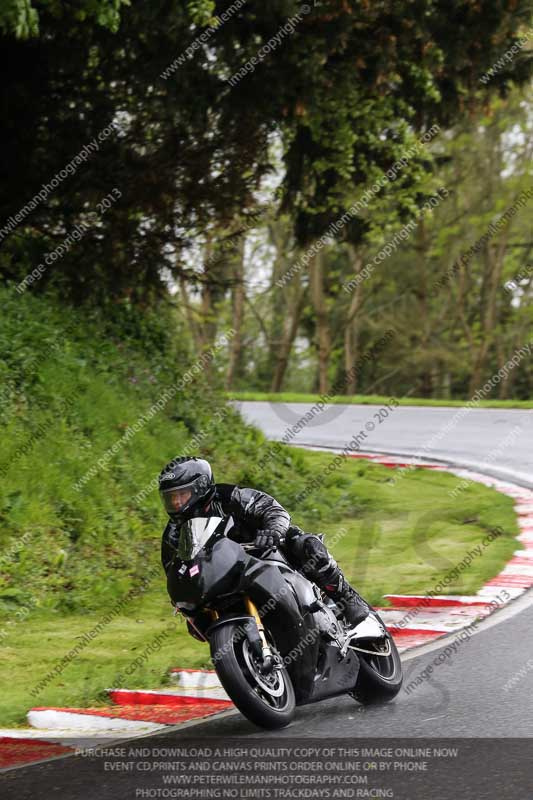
<box><xmin>167</xmin><ymin>515</ymin><xmax>402</xmax><ymax>729</ymax></box>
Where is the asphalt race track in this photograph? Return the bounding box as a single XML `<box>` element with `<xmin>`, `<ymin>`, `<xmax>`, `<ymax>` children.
<box><xmin>236</xmin><ymin>400</ymin><xmax>533</xmax><ymax>487</ymax></box>
<box><xmin>4</xmin><ymin>402</ymin><xmax>533</xmax><ymax>798</ymax></box>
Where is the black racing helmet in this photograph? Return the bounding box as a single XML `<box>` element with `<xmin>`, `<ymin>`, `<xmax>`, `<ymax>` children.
<box><xmin>158</xmin><ymin>456</ymin><xmax>215</xmax><ymax>525</ymax></box>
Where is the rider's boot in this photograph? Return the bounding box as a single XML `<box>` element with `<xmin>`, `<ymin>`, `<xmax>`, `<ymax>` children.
<box><xmin>315</xmin><ymin>559</ymin><xmax>370</xmax><ymax>627</ymax></box>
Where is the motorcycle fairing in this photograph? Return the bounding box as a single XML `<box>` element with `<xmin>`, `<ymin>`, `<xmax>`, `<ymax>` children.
<box><xmin>236</xmin><ymin>555</ymin><xmax>358</xmax><ymax>704</ymax></box>
<box><xmin>167</xmin><ymin>535</ymin><xmax>246</xmax><ymax>609</ymax></box>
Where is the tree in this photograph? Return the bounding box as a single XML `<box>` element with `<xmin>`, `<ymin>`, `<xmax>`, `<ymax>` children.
<box><xmin>2</xmin><ymin>0</ymin><xmax>533</xmax><ymax>305</ymax></box>
<box><xmin>0</xmin><ymin>0</ymin><xmax>128</xmax><ymax>38</ymax></box>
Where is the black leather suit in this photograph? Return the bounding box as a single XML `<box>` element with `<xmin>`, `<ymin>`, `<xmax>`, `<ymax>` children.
<box><xmin>161</xmin><ymin>483</ymin><xmax>345</xmax><ymax>591</ymax></box>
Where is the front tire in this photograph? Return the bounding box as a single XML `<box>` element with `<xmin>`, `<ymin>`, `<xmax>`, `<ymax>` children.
<box><xmin>352</xmin><ymin>613</ymin><xmax>403</xmax><ymax>704</ymax></box>
<box><xmin>210</xmin><ymin>621</ymin><xmax>295</xmax><ymax>729</ymax></box>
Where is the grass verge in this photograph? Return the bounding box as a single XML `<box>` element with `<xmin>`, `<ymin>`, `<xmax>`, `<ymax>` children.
<box><xmin>227</xmin><ymin>390</ymin><xmax>533</xmax><ymax>409</ymax></box>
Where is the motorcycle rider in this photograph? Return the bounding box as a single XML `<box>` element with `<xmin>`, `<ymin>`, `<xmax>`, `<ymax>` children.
<box><xmin>159</xmin><ymin>456</ymin><xmax>370</xmax><ymax>627</ymax></box>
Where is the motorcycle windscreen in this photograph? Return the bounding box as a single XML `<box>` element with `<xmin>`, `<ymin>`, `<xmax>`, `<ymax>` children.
<box><xmin>177</xmin><ymin>516</ymin><xmax>224</xmax><ymax>560</ymax></box>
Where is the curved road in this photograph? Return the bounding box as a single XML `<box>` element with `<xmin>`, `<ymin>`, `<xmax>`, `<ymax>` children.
<box><xmin>4</xmin><ymin>402</ymin><xmax>533</xmax><ymax>798</ymax></box>
<box><xmin>237</xmin><ymin>400</ymin><xmax>533</xmax><ymax>487</ymax></box>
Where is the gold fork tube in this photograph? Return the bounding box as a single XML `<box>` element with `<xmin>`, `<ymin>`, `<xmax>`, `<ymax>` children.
<box><xmin>244</xmin><ymin>596</ymin><xmax>272</xmax><ymax>658</ymax></box>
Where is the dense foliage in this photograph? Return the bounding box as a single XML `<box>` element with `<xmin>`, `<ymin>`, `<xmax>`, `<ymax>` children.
<box><xmin>221</xmin><ymin>90</ymin><xmax>533</xmax><ymax>398</ymax></box>
<box><xmin>1</xmin><ymin>3</ymin><xmax>532</xmax><ymax>400</ymax></box>
<box><xmin>1</xmin><ymin>1</ymin><xmax>532</xmax><ymax>302</ymax></box>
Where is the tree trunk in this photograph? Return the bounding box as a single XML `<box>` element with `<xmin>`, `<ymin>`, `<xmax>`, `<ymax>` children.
<box><xmin>309</xmin><ymin>251</ymin><xmax>331</xmax><ymax>394</ymax></box>
<box><xmin>270</xmin><ymin>280</ymin><xmax>305</xmax><ymax>392</ymax></box>
<box><xmin>344</xmin><ymin>246</ymin><xmax>364</xmax><ymax>394</ymax></box>
<box><xmin>415</xmin><ymin>218</ymin><xmax>433</xmax><ymax>398</ymax></box>
<box><xmin>195</xmin><ymin>235</ymin><xmax>219</xmax><ymax>351</ymax></box>
<box><xmin>266</xmin><ymin>223</ymin><xmax>292</xmax><ymax>379</ymax></box>
<box><xmin>225</xmin><ymin>239</ymin><xmax>246</xmax><ymax>390</ymax></box>
<box><xmin>199</xmin><ymin>281</ymin><xmax>217</xmax><ymax>349</ymax></box>
<box><xmin>178</xmin><ymin>276</ymin><xmax>202</xmax><ymax>354</ymax></box>
<box><xmin>468</xmin><ymin>234</ymin><xmax>507</xmax><ymax>395</ymax></box>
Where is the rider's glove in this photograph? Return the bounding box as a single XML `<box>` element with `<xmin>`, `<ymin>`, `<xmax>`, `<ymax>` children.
<box><xmin>254</xmin><ymin>529</ymin><xmax>281</xmax><ymax>549</ymax></box>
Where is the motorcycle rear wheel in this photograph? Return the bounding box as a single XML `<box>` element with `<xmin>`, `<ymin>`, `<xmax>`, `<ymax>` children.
<box><xmin>210</xmin><ymin>621</ymin><xmax>295</xmax><ymax>729</ymax></box>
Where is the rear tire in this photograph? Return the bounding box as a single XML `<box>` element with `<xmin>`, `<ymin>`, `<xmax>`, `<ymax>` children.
<box><xmin>210</xmin><ymin>621</ymin><xmax>295</xmax><ymax>729</ymax></box>
<box><xmin>352</xmin><ymin>613</ymin><xmax>403</xmax><ymax>705</ymax></box>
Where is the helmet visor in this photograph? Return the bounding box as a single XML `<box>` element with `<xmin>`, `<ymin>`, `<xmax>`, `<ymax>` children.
<box><xmin>160</xmin><ymin>476</ymin><xmax>210</xmax><ymax>518</ymax></box>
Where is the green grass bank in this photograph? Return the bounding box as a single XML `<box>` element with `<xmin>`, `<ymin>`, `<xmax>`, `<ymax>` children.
<box><xmin>227</xmin><ymin>390</ymin><xmax>533</xmax><ymax>409</ymax></box>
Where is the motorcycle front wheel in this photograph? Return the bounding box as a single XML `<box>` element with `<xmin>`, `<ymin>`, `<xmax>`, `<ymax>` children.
<box><xmin>210</xmin><ymin>621</ymin><xmax>295</xmax><ymax>729</ymax></box>
<box><xmin>351</xmin><ymin>613</ymin><xmax>403</xmax><ymax>704</ymax></box>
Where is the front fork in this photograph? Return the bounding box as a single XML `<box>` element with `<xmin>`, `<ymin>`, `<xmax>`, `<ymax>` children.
<box><xmin>244</xmin><ymin>596</ymin><xmax>274</xmax><ymax>672</ymax></box>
